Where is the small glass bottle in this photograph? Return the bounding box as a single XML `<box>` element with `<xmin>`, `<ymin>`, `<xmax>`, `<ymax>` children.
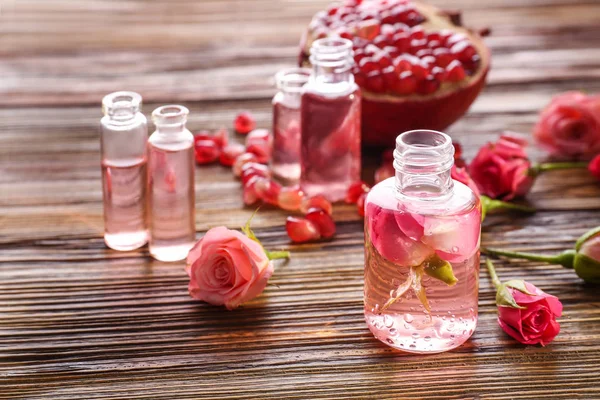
<box><xmin>147</xmin><ymin>105</ymin><xmax>196</xmax><ymax>262</ymax></box>
<box><xmin>364</xmin><ymin>130</ymin><xmax>481</xmax><ymax>354</ymax></box>
<box><xmin>300</xmin><ymin>38</ymin><xmax>361</xmax><ymax>202</ymax></box>
<box><xmin>271</xmin><ymin>67</ymin><xmax>310</xmax><ymax>184</ymax></box>
<box><xmin>100</xmin><ymin>91</ymin><xmax>149</xmax><ymax>251</ymax></box>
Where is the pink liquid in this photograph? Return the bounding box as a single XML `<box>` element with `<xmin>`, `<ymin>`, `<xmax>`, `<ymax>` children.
<box><xmin>147</xmin><ymin>144</ymin><xmax>196</xmax><ymax>262</ymax></box>
<box><xmin>364</xmin><ymin>178</ymin><xmax>481</xmax><ymax>353</ymax></box>
<box><xmin>300</xmin><ymin>88</ymin><xmax>361</xmax><ymax>202</ymax></box>
<box><xmin>272</xmin><ymin>102</ymin><xmax>301</xmax><ymax>183</ymax></box>
<box><xmin>101</xmin><ymin>158</ymin><xmax>148</xmax><ymax>251</ymax></box>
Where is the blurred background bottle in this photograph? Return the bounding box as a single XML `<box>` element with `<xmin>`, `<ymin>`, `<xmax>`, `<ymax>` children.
<box><xmin>100</xmin><ymin>91</ymin><xmax>148</xmax><ymax>251</ymax></box>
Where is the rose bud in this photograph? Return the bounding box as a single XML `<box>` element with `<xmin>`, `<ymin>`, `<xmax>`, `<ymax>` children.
<box><xmin>468</xmin><ymin>133</ymin><xmax>535</xmax><ymax>200</ymax></box>
<box><xmin>486</xmin><ymin>259</ymin><xmax>562</xmax><ymax>346</ymax></box>
<box><xmin>534</xmin><ymin>91</ymin><xmax>600</xmax><ymax>160</ymax></box>
<box><xmin>484</xmin><ymin>226</ymin><xmax>600</xmax><ymax>284</ymax></box>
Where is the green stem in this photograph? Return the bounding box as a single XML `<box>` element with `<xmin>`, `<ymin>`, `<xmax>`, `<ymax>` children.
<box><xmin>481</xmin><ymin>196</ymin><xmax>535</xmax><ymax>221</ymax></box>
<box><xmin>482</xmin><ymin>248</ymin><xmax>575</xmax><ymax>269</ymax></box>
<box><xmin>485</xmin><ymin>259</ymin><xmax>502</xmax><ymax>290</ymax></box>
<box><xmin>266</xmin><ymin>250</ymin><xmax>290</xmax><ymax>260</ymax></box>
<box><xmin>530</xmin><ymin>161</ymin><xmax>588</xmax><ymax>175</ymax></box>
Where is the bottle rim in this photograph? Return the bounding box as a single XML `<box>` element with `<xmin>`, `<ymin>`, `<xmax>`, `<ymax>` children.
<box><xmin>275</xmin><ymin>67</ymin><xmax>311</xmax><ymax>93</ymax></box>
<box><xmin>394</xmin><ymin>129</ymin><xmax>455</xmax><ymax>171</ymax></box>
<box><xmin>102</xmin><ymin>91</ymin><xmax>142</xmax><ymax>119</ymax></box>
<box><xmin>152</xmin><ymin>105</ymin><xmax>189</xmax><ymax>126</ymax></box>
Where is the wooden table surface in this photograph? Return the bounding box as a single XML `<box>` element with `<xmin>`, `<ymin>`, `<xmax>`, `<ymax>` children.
<box><xmin>2</xmin><ymin>0</ymin><xmax>600</xmax><ymax>399</ymax></box>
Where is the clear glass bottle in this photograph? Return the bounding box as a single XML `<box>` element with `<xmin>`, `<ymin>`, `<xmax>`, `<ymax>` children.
<box><xmin>364</xmin><ymin>130</ymin><xmax>481</xmax><ymax>354</ymax></box>
<box><xmin>300</xmin><ymin>37</ymin><xmax>361</xmax><ymax>202</ymax></box>
<box><xmin>148</xmin><ymin>105</ymin><xmax>196</xmax><ymax>262</ymax></box>
<box><xmin>271</xmin><ymin>67</ymin><xmax>310</xmax><ymax>184</ymax></box>
<box><xmin>100</xmin><ymin>91</ymin><xmax>148</xmax><ymax>251</ymax></box>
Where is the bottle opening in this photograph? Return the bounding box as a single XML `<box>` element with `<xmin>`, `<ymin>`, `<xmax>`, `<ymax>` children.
<box><xmin>276</xmin><ymin>67</ymin><xmax>311</xmax><ymax>93</ymax></box>
<box><xmin>152</xmin><ymin>105</ymin><xmax>189</xmax><ymax>126</ymax></box>
<box><xmin>102</xmin><ymin>91</ymin><xmax>142</xmax><ymax>120</ymax></box>
<box><xmin>309</xmin><ymin>37</ymin><xmax>354</xmax><ymax>70</ymax></box>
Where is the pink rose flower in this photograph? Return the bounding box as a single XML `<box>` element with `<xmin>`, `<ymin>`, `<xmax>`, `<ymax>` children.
<box><xmin>186</xmin><ymin>226</ymin><xmax>274</xmax><ymax>310</ymax></box>
<box><xmin>534</xmin><ymin>91</ymin><xmax>600</xmax><ymax>159</ymax></box>
<box><xmin>498</xmin><ymin>281</ymin><xmax>562</xmax><ymax>346</ymax></box>
<box><xmin>468</xmin><ymin>133</ymin><xmax>535</xmax><ymax>200</ymax></box>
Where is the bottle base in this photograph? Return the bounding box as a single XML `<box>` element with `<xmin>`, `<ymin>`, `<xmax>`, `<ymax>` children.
<box><xmin>149</xmin><ymin>242</ymin><xmax>194</xmax><ymax>262</ymax></box>
<box><xmin>104</xmin><ymin>231</ymin><xmax>148</xmax><ymax>251</ymax></box>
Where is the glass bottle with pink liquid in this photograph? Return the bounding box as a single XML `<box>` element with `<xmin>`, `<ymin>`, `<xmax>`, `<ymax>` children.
<box><xmin>271</xmin><ymin>67</ymin><xmax>310</xmax><ymax>184</ymax></box>
<box><xmin>147</xmin><ymin>105</ymin><xmax>196</xmax><ymax>262</ymax></box>
<box><xmin>300</xmin><ymin>38</ymin><xmax>361</xmax><ymax>202</ymax></box>
<box><xmin>100</xmin><ymin>91</ymin><xmax>148</xmax><ymax>251</ymax></box>
<box><xmin>364</xmin><ymin>130</ymin><xmax>481</xmax><ymax>354</ymax></box>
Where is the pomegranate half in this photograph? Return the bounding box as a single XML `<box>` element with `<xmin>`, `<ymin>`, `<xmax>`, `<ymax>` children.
<box><xmin>299</xmin><ymin>0</ymin><xmax>490</xmax><ymax>147</ymax></box>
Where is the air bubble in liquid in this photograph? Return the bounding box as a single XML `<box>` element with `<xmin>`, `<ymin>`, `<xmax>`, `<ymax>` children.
<box><xmin>404</xmin><ymin>313</ymin><xmax>414</xmax><ymax>323</ymax></box>
<box><xmin>384</xmin><ymin>315</ymin><xmax>394</xmax><ymax>328</ymax></box>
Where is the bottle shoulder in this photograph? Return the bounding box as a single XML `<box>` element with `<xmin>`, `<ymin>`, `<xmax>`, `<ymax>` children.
<box><xmin>366</xmin><ymin>177</ymin><xmax>480</xmax><ymax>218</ymax></box>
<box><xmin>148</xmin><ymin>128</ymin><xmax>194</xmax><ymax>151</ymax></box>
<box><xmin>302</xmin><ymin>81</ymin><xmax>360</xmax><ymax>99</ymax></box>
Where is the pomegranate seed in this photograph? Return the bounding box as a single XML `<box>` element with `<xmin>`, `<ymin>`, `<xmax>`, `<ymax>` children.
<box><xmin>382</xmin><ymin>46</ymin><xmax>400</xmax><ymax>59</ymax></box>
<box><xmin>234</xmin><ymin>111</ymin><xmax>256</xmax><ymax>135</ymax></box>
<box><xmin>409</xmin><ymin>26</ymin><xmax>425</xmax><ymax>40</ymax></box>
<box><xmin>233</xmin><ymin>152</ymin><xmax>258</xmax><ymax>177</ymax></box>
<box><xmin>373</xmin><ymin>52</ymin><xmax>392</xmax><ymax>68</ymax></box>
<box><xmin>411</xmin><ymin>62</ymin><xmax>429</xmax><ymax>79</ymax></box>
<box><xmin>241</xmin><ymin>162</ymin><xmax>271</xmax><ymax>185</ymax></box>
<box><xmin>451</xmin><ymin>41</ymin><xmax>477</xmax><ymax>62</ymax></box>
<box><xmin>446</xmin><ymin>60</ymin><xmax>466</xmax><ymax>82</ymax></box>
<box><xmin>381</xmin><ymin>66</ymin><xmax>398</xmax><ymax>91</ymax></box>
<box><xmin>463</xmin><ymin>54</ymin><xmax>481</xmax><ymax>75</ymax></box>
<box><xmin>300</xmin><ymin>195</ymin><xmax>333</xmax><ymax>215</ymax></box>
<box><xmin>357</xmin><ymin>192</ymin><xmax>368</xmax><ymax>217</ymax></box>
<box><xmin>393</xmin><ymin>55</ymin><xmax>413</xmax><ymax>73</ymax></box>
<box><xmin>194</xmin><ymin>130</ymin><xmax>212</xmax><ymax>142</ymax></box>
<box><xmin>219</xmin><ymin>142</ymin><xmax>245</xmax><ymax>166</ymax></box>
<box><xmin>364</xmin><ymin>44</ymin><xmax>380</xmax><ymax>55</ymax></box>
<box><xmin>373</xmin><ymin>34</ymin><xmax>389</xmax><ymax>48</ymax></box>
<box><xmin>306</xmin><ymin>207</ymin><xmax>336</xmax><ymax>239</ymax></box>
<box><xmin>246</xmin><ymin>143</ymin><xmax>271</xmax><ymax>163</ymax></box>
<box><xmin>409</xmin><ymin>39</ymin><xmax>428</xmax><ymax>53</ymax></box>
<box><xmin>418</xmin><ymin>75</ymin><xmax>440</xmax><ymax>95</ymax></box>
<box><xmin>286</xmin><ymin>216</ymin><xmax>321</xmax><ymax>243</ymax></box>
<box><xmin>354</xmin><ymin>49</ymin><xmax>366</xmax><ymax>64</ymax></box>
<box><xmin>243</xmin><ymin>175</ymin><xmax>260</xmax><ymax>205</ymax></box>
<box><xmin>356</xmin><ymin>19</ymin><xmax>381</xmax><ymax>40</ymax></box>
<box><xmin>327</xmin><ymin>6</ymin><xmax>338</xmax><ymax>16</ymax></box>
<box><xmin>393</xmin><ymin>22</ymin><xmax>410</xmax><ymax>32</ymax></box>
<box><xmin>427</xmin><ymin>40</ymin><xmax>442</xmax><ymax>49</ymax></box>
<box><xmin>380</xmin><ymin>24</ymin><xmax>395</xmax><ymax>36</ymax></box>
<box><xmin>420</xmin><ymin>55</ymin><xmax>436</xmax><ymax>67</ymax></box>
<box><xmin>212</xmin><ymin>127</ymin><xmax>229</xmax><ymax>148</ymax></box>
<box><xmin>194</xmin><ymin>139</ymin><xmax>220</xmax><ymax>165</ymax></box>
<box><xmin>394</xmin><ymin>70</ymin><xmax>418</xmax><ymax>95</ymax></box>
<box><xmin>427</xmin><ymin>32</ymin><xmax>441</xmax><ymax>42</ymax></box>
<box><xmin>433</xmin><ymin>48</ymin><xmax>454</xmax><ymax>68</ymax></box>
<box><xmin>278</xmin><ymin>186</ymin><xmax>305</xmax><ymax>211</ymax></box>
<box><xmin>246</xmin><ymin>128</ymin><xmax>270</xmax><ymax>145</ymax></box>
<box><xmin>346</xmin><ymin>181</ymin><xmax>370</xmax><ymax>204</ymax></box>
<box><xmin>366</xmin><ymin>70</ymin><xmax>385</xmax><ymax>93</ymax></box>
<box><xmin>254</xmin><ymin>178</ymin><xmax>281</xmax><ymax>206</ymax></box>
<box><xmin>405</xmin><ymin>11</ymin><xmax>425</xmax><ymax>26</ymax></box>
<box><xmin>380</xmin><ymin>11</ymin><xmax>395</xmax><ymax>25</ymax></box>
<box><xmin>339</xmin><ymin>29</ymin><xmax>354</xmax><ymax>40</ymax></box>
<box><xmin>359</xmin><ymin>57</ymin><xmax>378</xmax><ymax>74</ymax></box>
<box><xmin>392</xmin><ymin>32</ymin><xmax>410</xmax><ymax>53</ymax></box>
<box><xmin>353</xmin><ymin>37</ymin><xmax>369</xmax><ymax>49</ymax></box>
<box><xmin>431</xmin><ymin>66</ymin><xmax>447</xmax><ymax>81</ymax></box>
<box><xmin>416</xmin><ymin>48</ymin><xmax>433</xmax><ymax>58</ymax></box>
<box><xmin>446</xmin><ymin>33</ymin><xmax>467</xmax><ymax>46</ymax></box>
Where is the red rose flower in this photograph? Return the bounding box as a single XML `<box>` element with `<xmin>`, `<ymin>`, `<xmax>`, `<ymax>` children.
<box><xmin>534</xmin><ymin>91</ymin><xmax>600</xmax><ymax>159</ymax></box>
<box><xmin>468</xmin><ymin>133</ymin><xmax>534</xmax><ymax>200</ymax></box>
<box><xmin>497</xmin><ymin>281</ymin><xmax>562</xmax><ymax>346</ymax></box>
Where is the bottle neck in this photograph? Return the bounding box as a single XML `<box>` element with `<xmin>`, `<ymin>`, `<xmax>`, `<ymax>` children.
<box><xmin>393</xmin><ymin>130</ymin><xmax>455</xmax><ymax>200</ymax></box>
<box><xmin>152</xmin><ymin>105</ymin><xmax>189</xmax><ymax>135</ymax></box>
<box><xmin>102</xmin><ymin>91</ymin><xmax>142</xmax><ymax>125</ymax></box>
<box><xmin>276</xmin><ymin>67</ymin><xmax>311</xmax><ymax>108</ymax></box>
<box><xmin>309</xmin><ymin>37</ymin><xmax>354</xmax><ymax>94</ymax></box>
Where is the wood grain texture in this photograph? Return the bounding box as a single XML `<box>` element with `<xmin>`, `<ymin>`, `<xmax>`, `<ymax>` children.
<box><xmin>1</xmin><ymin>0</ymin><xmax>600</xmax><ymax>399</ymax></box>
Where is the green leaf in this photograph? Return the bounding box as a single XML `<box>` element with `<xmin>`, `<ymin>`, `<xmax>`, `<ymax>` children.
<box><xmin>496</xmin><ymin>283</ymin><xmax>525</xmax><ymax>309</ymax></box>
<box><xmin>504</xmin><ymin>279</ymin><xmax>533</xmax><ymax>295</ymax></box>
<box><xmin>241</xmin><ymin>208</ymin><xmax>261</xmax><ymax>244</ymax></box>
<box><xmin>423</xmin><ymin>254</ymin><xmax>458</xmax><ymax>286</ymax></box>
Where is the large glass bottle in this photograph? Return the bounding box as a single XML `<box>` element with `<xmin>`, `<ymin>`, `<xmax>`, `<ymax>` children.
<box><xmin>300</xmin><ymin>38</ymin><xmax>361</xmax><ymax>202</ymax></box>
<box><xmin>147</xmin><ymin>105</ymin><xmax>196</xmax><ymax>262</ymax></box>
<box><xmin>364</xmin><ymin>130</ymin><xmax>481</xmax><ymax>354</ymax></box>
<box><xmin>100</xmin><ymin>91</ymin><xmax>148</xmax><ymax>251</ymax></box>
<box><xmin>272</xmin><ymin>67</ymin><xmax>310</xmax><ymax>184</ymax></box>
